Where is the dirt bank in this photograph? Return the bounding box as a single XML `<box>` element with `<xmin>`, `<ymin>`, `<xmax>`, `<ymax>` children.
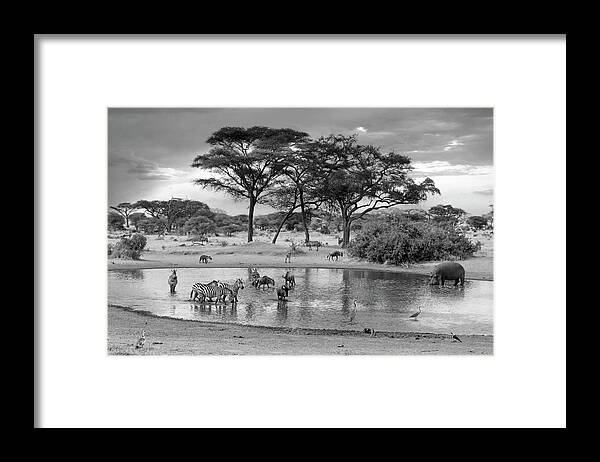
<box><xmin>108</xmin><ymin>305</ymin><xmax>493</xmax><ymax>355</ymax></box>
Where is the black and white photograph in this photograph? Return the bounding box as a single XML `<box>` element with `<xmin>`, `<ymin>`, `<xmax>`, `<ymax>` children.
<box><xmin>35</xmin><ymin>35</ymin><xmax>565</xmax><ymax>428</ymax></box>
<box><xmin>107</xmin><ymin>108</ymin><xmax>494</xmax><ymax>355</ymax></box>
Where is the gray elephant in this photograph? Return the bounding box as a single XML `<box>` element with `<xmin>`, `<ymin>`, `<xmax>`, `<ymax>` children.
<box><xmin>429</xmin><ymin>262</ymin><xmax>465</xmax><ymax>286</ymax></box>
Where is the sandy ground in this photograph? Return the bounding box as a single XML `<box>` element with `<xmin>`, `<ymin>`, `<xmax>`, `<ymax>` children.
<box><xmin>108</xmin><ymin>229</ymin><xmax>493</xmax><ymax>281</ymax></box>
<box><xmin>108</xmin><ymin>305</ymin><xmax>493</xmax><ymax>355</ymax></box>
<box><xmin>107</xmin><ymin>229</ymin><xmax>493</xmax><ymax>355</ymax></box>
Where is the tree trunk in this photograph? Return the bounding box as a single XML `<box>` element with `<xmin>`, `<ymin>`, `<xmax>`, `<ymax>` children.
<box><xmin>247</xmin><ymin>196</ymin><xmax>256</xmax><ymax>242</ymax></box>
<box><xmin>299</xmin><ymin>191</ymin><xmax>310</xmax><ymax>243</ymax></box>
<box><xmin>342</xmin><ymin>218</ymin><xmax>352</xmax><ymax>247</ymax></box>
<box><xmin>125</xmin><ymin>214</ymin><xmax>130</xmax><ymax>228</ymax></box>
<box><xmin>272</xmin><ymin>208</ymin><xmax>295</xmax><ymax>244</ymax></box>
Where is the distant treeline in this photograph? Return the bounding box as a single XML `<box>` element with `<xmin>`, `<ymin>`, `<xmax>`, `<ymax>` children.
<box><xmin>108</xmin><ymin>199</ymin><xmax>493</xmax><ymax>245</ymax></box>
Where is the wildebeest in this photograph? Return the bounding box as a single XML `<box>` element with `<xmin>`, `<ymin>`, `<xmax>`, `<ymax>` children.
<box><xmin>282</xmin><ymin>271</ymin><xmax>295</xmax><ymax>287</ymax></box>
<box><xmin>168</xmin><ymin>269</ymin><xmax>178</xmax><ymax>293</ymax></box>
<box><xmin>253</xmin><ymin>275</ymin><xmax>275</xmax><ymax>289</ymax></box>
<box><xmin>198</xmin><ymin>255</ymin><xmax>212</xmax><ymax>264</ymax></box>
<box><xmin>327</xmin><ymin>250</ymin><xmax>344</xmax><ymax>261</ymax></box>
<box><xmin>277</xmin><ymin>285</ymin><xmax>290</xmax><ymax>300</ymax></box>
<box><xmin>306</xmin><ymin>240</ymin><xmax>322</xmax><ymax>251</ymax></box>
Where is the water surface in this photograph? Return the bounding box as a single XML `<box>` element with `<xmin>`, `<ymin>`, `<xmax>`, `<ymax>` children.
<box><xmin>108</xmin><ymin>267</ymin><xmax>493</xmax><ymax>335</ymax></box>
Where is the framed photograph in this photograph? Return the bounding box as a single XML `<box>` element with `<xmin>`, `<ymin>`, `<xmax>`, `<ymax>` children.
<box><xmin>35</xmin><ymin>35</ymin><xmax>566</xmax><ymax>428</ymax></box>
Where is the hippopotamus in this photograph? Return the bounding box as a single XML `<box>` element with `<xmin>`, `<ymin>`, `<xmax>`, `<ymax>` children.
<box><xmin>429</xmin><ymin>262</ymin><xmax>465</xmax><ymax>286</ymax></box>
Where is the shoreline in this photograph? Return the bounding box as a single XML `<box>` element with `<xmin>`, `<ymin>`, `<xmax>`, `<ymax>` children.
<box><xmin>108</xmin><ymin>305</ymin><xmax>493</xmax><ymax>355</ymax></box>
<box><xmin>109</xmin><ymin>303</ymin><xmax>493</xmax><ymax>339</ymax></box>
<box><xmin>108</xmin><ymin>258</ymin><xmax>493</xmax><ymax>282</ymax></box>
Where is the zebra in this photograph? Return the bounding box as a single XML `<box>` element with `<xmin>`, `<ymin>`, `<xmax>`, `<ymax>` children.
<box><xmin>198</xmin><ymin>255</ymin><xmax>212</xmax><ymax>264</ymax></box>
<box><xmin>306</xmin><ymin>240</ymin><xmax>322</xmax><ymax>251</ymax></box>
<box><xmin>168</xmin><ymin>269</ymin><xmax>178</xmax><ymax>293</ymax></box>
<box><xmin>215</xmin><ymin>278</ymin><xmax>244</xmax><ymax>302</ymax></box>
<box><xmin>190</xmin><ymin>281</ymin><xmax>231</xmax><ymax>302</ymax></box>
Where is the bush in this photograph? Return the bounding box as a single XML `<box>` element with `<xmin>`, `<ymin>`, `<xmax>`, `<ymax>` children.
<box><xmin>108</xmin><ymin>233</ymin><xmax>147</xmax><ymax>260</ymax></box>
<box><xmin>128</xmin><ymin>233</ymin><xmax>147</xmax><ymax>251</ymax></box>
<box><xmin>320</xmin><ymin>226</ymin><xmax>331</xmax><ymax>234</ymax></box>
<box><xmin>348</xmin><ymin>215</ymin><xmax>481</xmax><ymax>265</ymax></box>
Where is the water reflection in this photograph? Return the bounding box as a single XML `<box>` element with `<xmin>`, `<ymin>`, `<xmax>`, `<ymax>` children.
<box><xmin>108</xmin><ymin>267</ymin><xmax>493</xmax><ymax>335</ymax></box>
<box><xmin>112</xmin><ymin>269</ymin><xmax>144</xmax><ymax>280</ymax></box>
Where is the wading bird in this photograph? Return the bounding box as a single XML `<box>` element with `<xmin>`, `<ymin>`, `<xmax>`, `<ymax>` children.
<box><xmin>135</xmin><ymin>330</ymin><xmax>146</xmax><ymax>349</ymax></box>
<box><xmin>451</xmin><ymin>332</ymin><xmax>462</xmax><ymax>343</ymax></box>
<box><xmin>349</xmin><ymin>300</ymin><xmax>358</xmax><ymax>323</ymax></box>
<box><xmin>409</xmin><ymin>307</ymin><xmax>422</xmax><ymax>319</ymax></box>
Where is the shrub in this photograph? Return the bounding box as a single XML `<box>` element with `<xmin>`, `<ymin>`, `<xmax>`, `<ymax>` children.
<box><xmin>348</xmin><ymin>215</ymin><xmax>480</xmax><ymax>265</ymax></box>
<box><xmin>320</xmin><ymin>226</ymin><xmax>331</xmax><ymax>234</ymax></box>
<box><xmin>128</xmin><ymin>233</ymin><xmax>147</xmax><ymax>251</ymax></box>
<box><xmin>108</xmin><ymin>233</ymin><xmax>147</xmax><ymax>260</ymax></box>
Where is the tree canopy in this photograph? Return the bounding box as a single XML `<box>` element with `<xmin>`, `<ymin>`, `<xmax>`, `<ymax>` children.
<box><xmin>191</xmin><ymin>126</ymin><xmax>309</xmax><ymax>242</ymax></box>
<box><xmin>305</xmin><ymin>135</ymin><xmax>440</xmax><ymax>246</ymax></box>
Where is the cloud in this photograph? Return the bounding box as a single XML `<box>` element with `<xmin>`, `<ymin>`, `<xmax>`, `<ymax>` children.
<box><xmin>355</xmin><ymin>126</ymin><xmax>368</xmax><ymax>133</ymax></box>
<box><xmin>443</xmin><ymin>139</ymin><xmax>465</xmax><ymax>151</ymax></box>
<box><xmin>474</xmin><ymin>188</ymin><xmax>494</xmax><ymax>195</ymax></box>
<box><xmin>411</xmin><ymin>161</ymin><xmax>493</xmax><ymax>176</ymax></box>
<box><xmin>109</xmin><ymin>151</ymin><xmax>190</xmax><ymax>181</ymax></box>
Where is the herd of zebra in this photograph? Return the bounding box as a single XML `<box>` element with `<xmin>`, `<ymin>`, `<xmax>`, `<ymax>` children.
<box><xmin>167</xmin><ymin>267</ymin><xmax>297</xmax><ymax>304</ymax></box>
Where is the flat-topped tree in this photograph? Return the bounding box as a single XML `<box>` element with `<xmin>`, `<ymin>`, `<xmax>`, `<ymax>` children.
<box><xmin>309</xmin><ymin>135</ymin><xmax>441</xmax><ymax>247</ymax></box>
<box><xmin>133</xmin><ymin>199</ymin><xmax>212</xmax><ymax>233</ymax></box>
<box><xmin>192</xmin><ymin>126</ymin><xmax>309</xmax><ymax>242</ymax></box>
<box><xmin>109</xmin><ymin>202</ymin><xmax>137</xmax><ymax>228</ymax></box>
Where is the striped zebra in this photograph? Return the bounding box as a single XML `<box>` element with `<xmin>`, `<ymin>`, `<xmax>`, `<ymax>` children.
<box><xmin>190</xmin><ymin>281</ymin><xmax>232</xmax><ymax>303</ymax></box>
<box><xmin>215</xmin><ymin>278</ymin><xmax>244</xmax><ymax>302</ymax></box>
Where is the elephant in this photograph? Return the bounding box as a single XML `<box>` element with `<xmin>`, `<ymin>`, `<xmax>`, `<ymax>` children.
<box><xmin>429</xmin><ymin>262</ymin><xmax>465</xmax><ymax>286</ymax></box>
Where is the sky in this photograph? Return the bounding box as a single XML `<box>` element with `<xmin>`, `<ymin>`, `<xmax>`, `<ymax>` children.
<box><xmin>108</xmin><ymin>108</ymin><xmax>493</xmax><ymax>216</ymax></box>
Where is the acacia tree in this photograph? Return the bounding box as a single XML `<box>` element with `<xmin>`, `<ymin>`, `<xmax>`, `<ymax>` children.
<box><xmin>275</xmin><ymin>145</ymin><xmax>327</xmax><ymax>243</ymax></box>
<box><xmin>191</xmin><ymin>126</ymin><xmax>309</xmax><ymax>242</ymax></box>
<box><xmin>428</xmin><ymin>204</ymin><xmax>466</xmax><ymax>226</ymax></box>
<box><xmin>133</xmin><ymin>199</ymin><xmax>211</xmax><ymax>232</ymax></box>
<box><xmin>310</xmin><ymin>135</ymin><xmax>440</xmax><ymax>247</ymax></box>
<box><xmin>110</xmin><ymin>202</ymin><xmax>138</xmax><ymax>228</ymax></box>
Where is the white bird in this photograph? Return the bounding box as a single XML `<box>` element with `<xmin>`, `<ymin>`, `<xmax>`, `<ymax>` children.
<box><xmin>135</xmin><ymin>330</ymin><xmax>146</xmax><ymax>349</ymax></box>
<box><xmin>451</xmin><ymin>332</ymin><xmax>462</xmax><ymax>343</ymax></box>
<box><xmin>409</xmin><ymin>307</ymin><xmax>422</xmax><ymax>319</ymax></box>
<box><xmin>349</xmin><ymin>300</ymin><xmax>358</xmax><ymax>323</ymax></box>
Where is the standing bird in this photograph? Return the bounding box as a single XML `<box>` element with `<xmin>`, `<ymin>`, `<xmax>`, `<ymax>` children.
<box><xmin>135</xmin><ymin>330</ymin><xmax>146</xmax><ymax>349</ymax></box>
<box><xmin>451</xmin><ymin>332</ymin><xmax>462</xmax><ymax>343</ymax></box>
<box><xmin>409</xmin><ymin>307</ymin><xmax>422</xmax><ymax>319</ymax></box>
<box><xmin>349</xmin><ymin>299</ymin><xmax>358</xmax><ymax>323</ymax></box>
